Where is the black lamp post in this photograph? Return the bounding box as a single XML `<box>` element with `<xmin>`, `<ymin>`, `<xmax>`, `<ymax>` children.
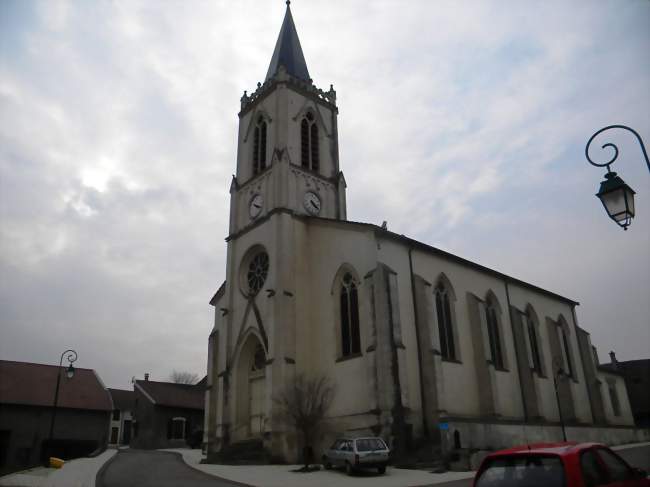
<box><xmin>48</xmin><ymin>349</ymin><xmax>78</xmax><ymax>441</ymax></box>
<box><xmin>553</xmin><ymin>368</ymin><xmax>567</xmax><ymax>442</ymax></box>
<box><xmin>585</xmin><ymin>125</ymin><xmax>649</xmax><ymax>230</ymax></box>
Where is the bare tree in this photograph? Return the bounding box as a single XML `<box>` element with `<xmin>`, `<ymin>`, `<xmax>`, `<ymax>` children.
<box><xmin>274</xmin><ymin>374</ymin><xmax>335</xmax><ymax>470</ymax></box>
<box><xmin>169</xmin><ymin>370</ymin><xmax>199</xmax><ymax>384</ymax></box>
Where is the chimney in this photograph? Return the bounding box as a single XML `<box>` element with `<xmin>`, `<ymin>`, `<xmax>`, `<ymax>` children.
<box><xmin>144</xmin><ymin>373</ymin><xmax>149</xmax><ymax>381</ymax></box>
<box><xmin>609</xmin><ymin>351</ymin><xmax>618</xmax><ymax>367</ymax></box>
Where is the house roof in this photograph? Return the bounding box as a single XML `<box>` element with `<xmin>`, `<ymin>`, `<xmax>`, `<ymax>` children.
<box><xmin>265</xmin><ymin>3</ymin><xmax>310</xmax><ymax>82</ymax></box>
<box><xmin>135</xmin><ymin>380</ymin><xmax>204</xmax><ymax>410</ymax></box>
<box><xmin>108</xmin><ymin>388</ymin><xmax>135</xmax><ymax>411</ymax></box>
<box><xmin>0</xmin><ymin>360</ymin><xmax>112</xmax><ymax>411</ymax></box>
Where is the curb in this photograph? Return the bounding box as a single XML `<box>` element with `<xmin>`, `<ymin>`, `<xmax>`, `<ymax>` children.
<box><xmin>94</xmin><ymin>450</ymin><xmax>120</xmax><ymax>487</ymax></box>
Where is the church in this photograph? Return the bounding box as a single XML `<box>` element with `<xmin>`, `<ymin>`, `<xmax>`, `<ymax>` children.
<box><xmin>204</xmin><ymin>3</ymin><xmax>642</xmax><ymax>463</ymax></box>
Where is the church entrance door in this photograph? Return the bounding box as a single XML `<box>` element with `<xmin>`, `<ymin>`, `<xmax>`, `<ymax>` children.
<box><xmin>248</xmin><ymin>344</ymin><xmax>266</xmax><ymax>437</ymax></box>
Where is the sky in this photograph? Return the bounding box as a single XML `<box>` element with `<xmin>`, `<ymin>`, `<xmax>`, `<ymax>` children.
<box><xmin>1</xmin><ymin>0</ymin><xmax>648</xmax><ymax>390</ymax></box>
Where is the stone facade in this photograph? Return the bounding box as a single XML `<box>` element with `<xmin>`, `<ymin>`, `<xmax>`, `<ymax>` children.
<box><xmin>204</xmin><ymin>3</ymin><xmax>642</xmax><ymax>463</ymax></box>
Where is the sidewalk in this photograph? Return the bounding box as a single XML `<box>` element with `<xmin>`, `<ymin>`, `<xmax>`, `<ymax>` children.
<box><xmin>0</xmin><ymin>450</ymin><xmax>116</xmax><ymax>487</ymax></box>
<box><xmin>165</xmin><ymin>449</ymin><xmax>475</xmax><ymax>487</ymax></box>
<box><xmin>167</xmin><ymin>441</ymin><xmax>650</xmax><ymax>487</ymax></box>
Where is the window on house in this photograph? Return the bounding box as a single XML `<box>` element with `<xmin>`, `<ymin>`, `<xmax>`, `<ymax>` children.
<box><xmin>112</xmin><ymin>409</ymin><xmax>120</xmax><ymax>421</ymax></box>
<box><xmin>435</xmin><ymin>282</ymin><xmax>456</xmax><ymax>361</ymax></box>
<box><xmin>252</xmin><ymin>115</ymin><xmax>267</xmax><ymax>175</ymax></box>
<box><xmin>526</xmin><ymin>312</ymin><xmax>542</xmax><ymax>374</ymax></box>
<box><xmin>169</xmin><ymin>417</ymin><xmax>186</xmax><ymax>440</ymax></box>
<box><xmin>300</xmin><ymin>111</ymin><xmax>319</xmax><ymax>171</ymax></box>
<box><xmin>485</xmin><ymin>298</ymin><xmax>504</xmax><ymax>369</ymax></box>
<box><xmin>608</xmin><ymin>383</ymin><xmax>621</xmax><ymax>416</ymax></box>
<box><xmin>110</xmin><ymin>427</ymin><xmax>119</xmax><ymax>444</ymax></box>
<box><xmin>340</xmin><ymin>272</ymin><xmax>360</xmax><ymax>357</ymax></box>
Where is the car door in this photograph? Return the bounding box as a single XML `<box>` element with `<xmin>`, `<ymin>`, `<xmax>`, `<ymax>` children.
<box><xmin>595</xmin><ymin>447</ymin><xmax>648</xmax><ymax>487</ymax></box>
<box><xmin>340</xmin><ymin>440</ymin><xmax>352</xmax><ymax>466</ymax></box>
<box><xmin>580</xmin><ymin>448</ymin><xmax>647</xmax><ymax>487</ymax></box>
<box><xmin>328</xmin><ymin>440</ymin><xmax>340</xmax><ymax>465</ymax></box>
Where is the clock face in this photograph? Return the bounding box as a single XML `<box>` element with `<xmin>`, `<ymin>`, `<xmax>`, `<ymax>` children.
<box><xmin>303</xmin><ymin>191</ymin><xmax>321</xmax><ymax>215</ymax></box>
<box><xmin>249</xmin><ymin>193</ymin><xmax>263</xmax><ymax>218</ymax></box>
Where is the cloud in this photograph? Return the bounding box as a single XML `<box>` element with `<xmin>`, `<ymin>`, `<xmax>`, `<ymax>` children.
<box><xmin>1</xmin><ymin>0</ymin><xmax>648</xmax><ymax>388</ymax></box>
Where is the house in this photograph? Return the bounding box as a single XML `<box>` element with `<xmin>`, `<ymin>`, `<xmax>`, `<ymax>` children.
<box><xmin>107</xmin><ymin>388</ymin><xmax>135</xmax><ymax>447</ymax></box>
<box><xmin>0</xmin><ymin>360</ymin><xmax>112</xmax><ymax>471</ymax></box>
<box><xmin>204</xmin><ymin>3</ymin><xmax>646</xmax><ymax>463</ymax></box>
<box><xmin>130</xmin><ymin>375</ymin><xmax>204</xmax><ymax>450</ymax></box>
<box><xmin>601</xmin><ymin>353</ymin><xmax>650</xmax><ymax>427</ymax></box>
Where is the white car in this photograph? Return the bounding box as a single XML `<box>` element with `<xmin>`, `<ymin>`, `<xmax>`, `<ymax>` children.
<box><xmin>322</xmin><ymin>437</ymin><xmax>390</xmax><ymax>475</ymax></box>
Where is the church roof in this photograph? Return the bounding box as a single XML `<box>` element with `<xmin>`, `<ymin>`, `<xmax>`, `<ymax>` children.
<box><xmin>265</xmin><ymin>3</ymin><xmax>310</xmax><ymax>82</ymax></box>
<box><xmin>301</xmin><ymin>216</ymin><xmax>581</xmax><ymax>307</ymax></box>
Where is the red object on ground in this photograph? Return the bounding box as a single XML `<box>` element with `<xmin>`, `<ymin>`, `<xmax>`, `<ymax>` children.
<box><xmin>473</xmin><ymin>442</ymin><xmax>649</xmax><ymax>487</ymax></box>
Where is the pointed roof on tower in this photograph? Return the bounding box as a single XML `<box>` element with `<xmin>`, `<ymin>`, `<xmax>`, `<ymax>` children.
<box><xmin>265</xmin><ymin>1</ymin><xmax>310</xmax><ymax>82</ymax></box>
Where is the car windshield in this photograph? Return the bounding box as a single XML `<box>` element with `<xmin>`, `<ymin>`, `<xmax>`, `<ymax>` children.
<box><xmin>476</xmin><ymin>455</ymin><xmax>565</xmax><ymax>487</ymax></box>
<box><xmin>355</xmin><ymin>438</ymin><xmax>386</xmax><ymax>452</ymax></box>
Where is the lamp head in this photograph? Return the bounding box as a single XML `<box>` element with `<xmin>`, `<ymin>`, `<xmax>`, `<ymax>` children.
<box><xmin>596</xmin><ymin>172</ymin><xmax>636</xmax><ymax>230</ymax></box>
<box><xmin>66</xmin><ymin>363</ymin><xmax>75</xmax><ymax>379</ymax></box>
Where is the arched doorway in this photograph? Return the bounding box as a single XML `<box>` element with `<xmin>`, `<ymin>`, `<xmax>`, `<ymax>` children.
<box><xmin>249</xmin><ymin>344</ymin><xmax>266</xmax><ymax>435</ymax></box>
<box><xmin>234</xmin><ymin>333</ymin><xmax>267</xmax><ymax>440</ymax></box>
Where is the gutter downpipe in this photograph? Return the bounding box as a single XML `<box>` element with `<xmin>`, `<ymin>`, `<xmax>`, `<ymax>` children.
<box><xmin>504</xmin><ymin>279</ymin><xmax>529</xmax><ymax>422</ymax></box>
<box><xmin>408</xmin><ymin>246</ymin><xmax>430</xmax><ymax>438</ymax></box>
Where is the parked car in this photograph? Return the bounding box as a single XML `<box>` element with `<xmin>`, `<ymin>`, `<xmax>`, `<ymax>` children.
<box><xmin>473</xmin><ymin>442</ymin><xmax>649</xmax><ymax>487</ymax></box>
<box><xmin>322</xmin><ymin>437</ymin><xmax>390</xmax><ymax>475</ymax></box>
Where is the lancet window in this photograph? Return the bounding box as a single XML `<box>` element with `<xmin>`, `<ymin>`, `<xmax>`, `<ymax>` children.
<box><xmin>526</xmin><ymin>309</ymin><xmax>543</xmax><ymax>374</ymax></box>
<box><xmin>485</xmin><ymin>296</ymin><xmax>505</xmax><ymax>369</ymax></box>
<box><xmin>301</xmin><ymin>111</ymin><xmax>319</xmax><ymax>171</ymax></box>
<box><xmin>340</xmin><ymin>273</ymin><xmax>360</xmax><ymax>357</ymax></box>
<box><xmin>252</xmin><ymin>115</ymin><xmax>267</xmax><ymax>175</ymax></box>
<box><xmin>559</xmin><ymin>324</ymin><xmax>574</xmax><ymax>379</ymax></box>
<box><xmin>435</xmin><ymin>281</ymin><xmax>456</xmax><ymax>361</ymax></box>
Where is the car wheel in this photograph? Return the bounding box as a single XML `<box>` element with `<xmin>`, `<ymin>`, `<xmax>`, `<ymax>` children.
<box><xmin>378</xmin><ymin>465</ymin><xmax>386</xmax><ymax>474</ymax></box>
<box><xmin>345</xmin><ymin>462</ymin><xmax>354</xmax><ymax>476</ymax></box>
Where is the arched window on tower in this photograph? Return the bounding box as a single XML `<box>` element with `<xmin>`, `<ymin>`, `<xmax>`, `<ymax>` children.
<box><xmin>340</xmin><ymin>272</ymin><xmax>360</xmax><ymax>357</ymax></box>
<box><xmin>301</xmin><ymin>111</ymin><xmax>319</xmax><ymax>172</ymax></box>
<box><xmin>434</xmin><ymin>280</ymin><xmax>456</xmax><ymax>361</ymax></box>
<box><xmin>485</xmin><ymin>295</ymin><xmax>505</xmax><ymax>370</ymax></box>
<box><xmin>252</xmin><ymin>115</ymin><xmax>267</xmax><ymax>175</ymax></box>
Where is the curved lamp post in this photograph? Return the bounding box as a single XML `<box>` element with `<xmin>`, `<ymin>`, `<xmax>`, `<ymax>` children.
<box><xmin>48</xmin><ymin>349</ymin><xmax>78</xmax><ymax>441</ymax></box>
<box><xmin>585</xmin><ymin>125</ymin><xmax>649</xmax><ymax>230</ymax></box>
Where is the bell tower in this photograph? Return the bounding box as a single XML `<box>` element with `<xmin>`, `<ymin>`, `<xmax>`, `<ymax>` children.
<box><xmin>228</xmin><ymin>1</ymin><xmax>347</xmax><ymax>236</ymax></box>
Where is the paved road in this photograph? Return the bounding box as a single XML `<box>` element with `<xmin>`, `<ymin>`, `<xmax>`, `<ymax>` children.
<box><xmin>97</xmin><ymin>449</ymin><xmax>240</xmax><ymax>487</ymax></box>
<box><xmin>421</xmin><ymin>444</ymin><xmax>650</xmax><ymax>487</ymax></box>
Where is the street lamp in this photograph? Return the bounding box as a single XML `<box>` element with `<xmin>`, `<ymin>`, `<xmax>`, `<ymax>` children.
<box><xmin>585</xmin><ymin>125</ymin><xmax>649</xmax><ymax>230</ymax></box>
<box><xmin>553</xmin><ymin>367</ymin><xmax>567</xmax><ymax>442</ymax></box>
<box><xmin>48</xmin><ymin>349</ymin><xmax>78</xmax><ymax>441</ymax></box>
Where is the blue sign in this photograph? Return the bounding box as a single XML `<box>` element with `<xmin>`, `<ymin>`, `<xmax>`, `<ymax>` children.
<box><xmin>439</xmin><ymin>422</ymin><xmax>449</xmax><ymax>430</ymax></box>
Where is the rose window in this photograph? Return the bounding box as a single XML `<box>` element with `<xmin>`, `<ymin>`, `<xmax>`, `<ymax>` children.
<box><xmin>247</xmin><ymin>252</ymin><xmax>269</xmax><ymax>295</ymax></box>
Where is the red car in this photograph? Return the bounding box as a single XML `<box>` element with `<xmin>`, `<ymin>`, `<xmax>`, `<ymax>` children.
<box><xmin>473</xmin><ymin>442</ymin><xmax>649</xmax><ymax>487</ymax></box>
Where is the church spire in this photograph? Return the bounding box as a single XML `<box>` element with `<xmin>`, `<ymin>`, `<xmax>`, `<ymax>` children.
<box><xmin>265</xmin><ymin>2</ymin><xmax>310</xmax><ymax>82</ymax></box>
